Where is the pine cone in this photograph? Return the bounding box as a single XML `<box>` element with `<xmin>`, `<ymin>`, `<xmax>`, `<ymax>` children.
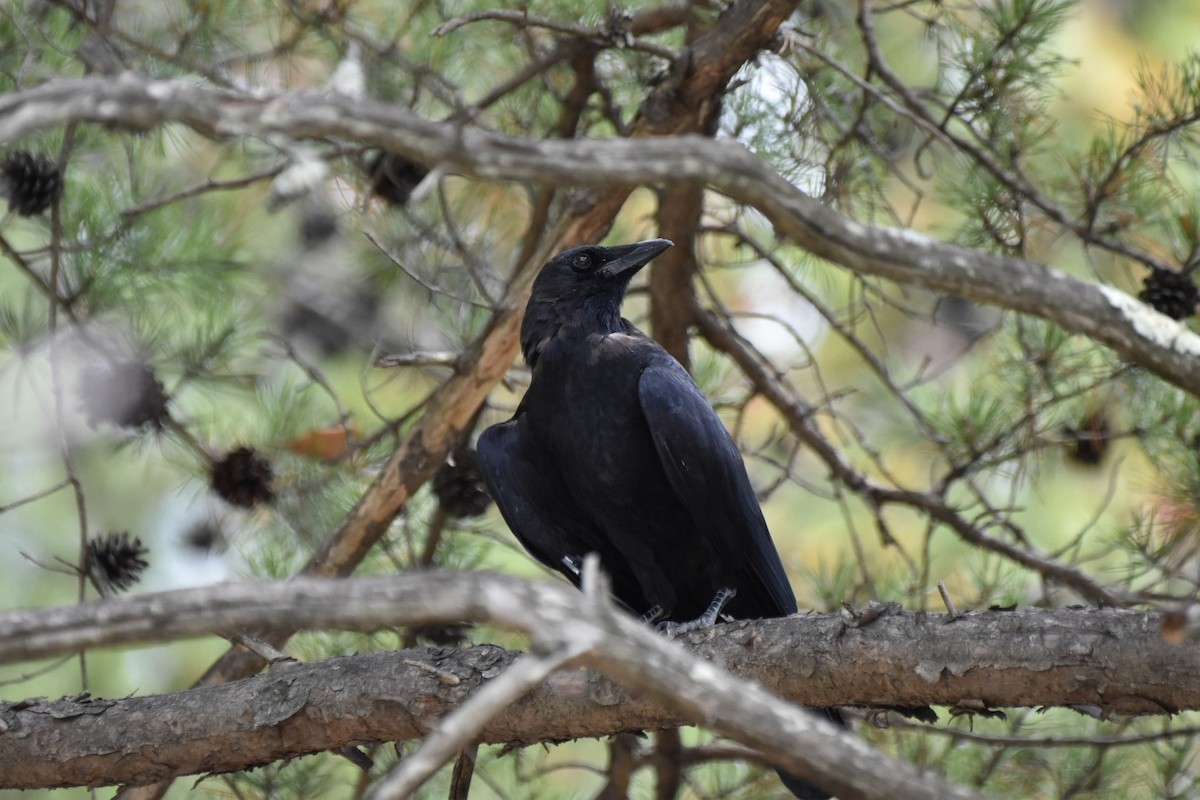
<box><xmin>78</xmin><ymin>360</ymin><xmax>170</xmax><ymax>430</ymax></box>
<box><xmin>210</xmin><ymin>447</ymin><xmax>275</xmax><ymax>508</ymax></box>
<box><xmin>182</xmin><ymin>519</ymin><xmax>226</xmax><ymax>554</ymax></box>
<box><xmin>365</xmin><ymin>152</ymin><xmax>428</xmax><ymax>206</ymax></box>
<box><xmin>408</xmin><ymin>623</ymin><xmax>472</xmax><ymax>646</ymax></box>
<box><xmin>1</xmin><ymin>151</ymin><xmax>64</xmax><ymax>216</ymax></box>
<box><xmin>1139</xmin><ymin>269</ymin><xmax>1198</xmax><ymax>320</ymax></box>
<box><xmin>432</xmin><ymin>448</ymin><xmax>492</xmax><ymax>518</ymax></box>
<box><xmin>1064</xmin><ymin>412</ymin><xmax>1110</xmax><ymax>466</ymax></box>
<box><xmin>86</xmin><ymin>532</ymin><xmax>149</xmax><ymax>593</ymax></box>
<box><xmin>299</xmin><ymin>208</ymin><xmax>338</xmax><ymax>249</ymax></box>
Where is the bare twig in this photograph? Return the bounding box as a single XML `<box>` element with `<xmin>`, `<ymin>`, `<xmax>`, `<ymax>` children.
<box><xmin>366</xmin><ymin>645</ymin><xmax>590</xmax><ymax>799</ymax></box>
<box><xmin>937</xmin><ymin>581</ymin><xmax>958</xmax><ymax>619</ymax></box>
<box><xmin>229</xmin><ymin>635</ymin><xmax>294</xmax><ymax>665</ymax></box>
<box><xmin>448</xmin><ymin>745</ymin><xmax>478</xmax><ymax>800</ymax></box>
<box><xmin>0</xmin><ymin>479</ymin><xmax>71</xmax><ymax>514</ymax></box>
<box><xmin>433</xmin><ymin>10</ymin><xmax>678</xmax><ymax>61</ymax></box>
<box><xmin>373</xmin><ymin>350</ymin><xmax>462</xmax><ymax>368</ymax></box>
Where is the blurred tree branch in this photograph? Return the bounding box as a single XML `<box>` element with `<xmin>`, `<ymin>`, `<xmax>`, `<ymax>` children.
<box><xmin>0</xmin><ymin>572</ymin><xmax>1183</xmax><ymax>794</ymax></box>
<box><xmin>5</xmin><ymin>76</ymin><xmax>1198</xmax><ymax>397</ymax></box>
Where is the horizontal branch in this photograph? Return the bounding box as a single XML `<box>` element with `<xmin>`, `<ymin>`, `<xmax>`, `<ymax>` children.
<box><xmin>1</xmin><ymin>571</ymin><xmax>993</xmax><ymax>800</ymax></box>
<box><xmin>3</xmin><ymin>75</ymin><xmax>1199</xmax><ymax>395</ymax></box>
<box><xmin>0</xmin><ymin>573</ymin><xmax>1186</xmax><ymax>792</ymax></box>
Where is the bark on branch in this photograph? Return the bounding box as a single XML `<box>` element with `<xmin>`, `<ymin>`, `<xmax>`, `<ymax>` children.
<box><xmin>3</xmin><ymin>75</ymin><xmax>1198</xmax><ymax>395</ymax></box>
<box><xmin>0</xmin><ymin>573</ymin><xmax>1187</xmax><ymax>794</ymax></box>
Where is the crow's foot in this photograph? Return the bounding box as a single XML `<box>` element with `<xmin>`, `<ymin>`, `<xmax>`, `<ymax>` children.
<box><xmin>656</xmin><ymin>587</ymin><xmax>736</xmax><ymax>638</ymax></box>
<box><xmin>639</xmin><ymin>604</ymin><xmax>664</xmax><ymax>624</ymax></box>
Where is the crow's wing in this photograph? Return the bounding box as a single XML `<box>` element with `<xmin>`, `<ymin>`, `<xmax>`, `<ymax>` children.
<box><xmin>637</xmin><ymin>361</ymin><xmax>798</xmax><ymax>617</ymax></box>
<box><xmin>478</xmin><ymin>418</ymin><xmax>585</xmax><ymax>581</ymax></box>
<box><xmin>478</xmin><ymin>417</ymin><xmax>645</xmax><ymax>605</ymax></box>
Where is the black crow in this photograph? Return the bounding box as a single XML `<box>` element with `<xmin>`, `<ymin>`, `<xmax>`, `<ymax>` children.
<box><xmin>478</xmin><ymin>239</ymin><xmax>841</xmax><ymax>799</ymax></box>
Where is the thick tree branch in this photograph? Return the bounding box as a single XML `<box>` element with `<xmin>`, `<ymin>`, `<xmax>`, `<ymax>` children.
<box><xmin>0</xmin><ymin>574</ymin><xmax>1185</xmax><ymax>793</ymax></box>
<box><xmin>650</xmin><ymin>182</ymin><xmax>704</xmax><ymax>371</ymax></box>
<box><xmin>648</xmin><ymin>6</ymin><xmax>707</xmax><ymax>368</ymax></box>
<box><xmin>0</xmin><ymin>574</ymin><xmax>1185</xmax><ymax>714</ymax></box>
<box><xmin>3</xmin><ymin>76</ymin><xmax>1198</xmax><ymax>397</ymax></box>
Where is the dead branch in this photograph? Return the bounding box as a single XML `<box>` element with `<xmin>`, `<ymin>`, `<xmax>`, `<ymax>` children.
<box><xmin>0</xmin><ymin>572</ymin><xmax>1189</xmax><ymax>792</ymax></box>
<box><xmin>3</xmin><ymin>76</ymin><xmax>1198</xmax><ymax>397</ymax></box>
<box><xmin>32</xmin><ymin>574</ymin><xmax>1198</xmax><ymax>798</ymax></box>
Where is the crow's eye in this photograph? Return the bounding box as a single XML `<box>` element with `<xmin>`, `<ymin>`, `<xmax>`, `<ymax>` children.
<box><xmin>570</xmin><ymin>253</ymin><xmax>592</xmax><ymax>272</ymax></box>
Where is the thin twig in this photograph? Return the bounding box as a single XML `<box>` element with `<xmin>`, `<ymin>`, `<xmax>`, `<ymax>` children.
<box><xmin>0</xmin><ymin>479</ymin><xmax>71</xmax><ymax>514</ymax></box>
<box><xmin>433</xmin><ymin>10</ymin><xmax>678</xmax><ymax>61</ymax></box>
<box><xmin>0</xmin><ymin>653</ymin><xmax>75</xmax><ymax>688</ymax></box>
<box><xmin>230</xmin><ymin>635</ymin><xmax>294</xmax><ymax>665</ymax></box>
<box><xmin>937</xmin><ymin>581</ymin><xmax>958</xmax><ymax>620</ymax></box>
<box><xmin>119</xmin><ymin>165</ymin><xmax>286</xmax><ymax>219</ymax></box>
<box><xmin>448</xmin><ymin>744</ymin><xmax>479</xmax><ymax>800</ymax></box>
<box><xmin>373</xmin><ymin>350</ymin><xmax>462</xmax><ymax>368</ymax></box>
<box><xmin>365</xmin><ymin>644</ymin><xmax>590</xmax><ymax>799</ymax></box>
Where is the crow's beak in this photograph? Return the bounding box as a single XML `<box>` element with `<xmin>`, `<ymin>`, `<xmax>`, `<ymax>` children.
<box><xmin>599</xmin><ymin>238</ymin><xmax>674</xmax><ymax>279</ymax></box>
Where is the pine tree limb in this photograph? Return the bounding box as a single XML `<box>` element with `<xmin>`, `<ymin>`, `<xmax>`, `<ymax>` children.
<box><xmin>3</xmin><ymin>76</ymin><xmax>1199</xmax><ymax>396</ymax></box>
<box><xmin>0</xmin><ymin>573</ymin><xmax>1183</xmax><ymax>795</ymax></box>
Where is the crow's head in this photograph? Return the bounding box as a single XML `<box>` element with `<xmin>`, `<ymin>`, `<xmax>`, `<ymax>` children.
<box><xmin>521</xmin><ymin>238</ymin><xmax>673</xmax><ymax>364</ymax></box>
<box><xmin>530</xmin><ymin>239</ymin><xmax>674</xmax><ymax>305</ymax></box>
